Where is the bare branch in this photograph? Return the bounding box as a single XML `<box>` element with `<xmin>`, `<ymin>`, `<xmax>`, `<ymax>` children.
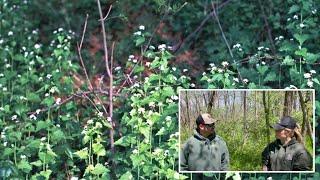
<box><xmin>79</xmin><ymin>14</ymin><xmax>89</xmax><ymax>50</ymax></box>
<box><xmin>96</xmin><ymin>0</ymin><xmax>116</xmax><ymax>173</ymax></box>
<box><xmin>211</xmin><ymin>2</ymin><xmax>243</xmax><ymax>81</ymax></box>
<box><xmin>101</xmin><ymin>5</ymin><xmax>113</xmax><ymax>21</ymax></box>
<box><xmin>18</xmin><ymin>90</ymin><xmax>124</xmax><ymax>130</ymax></box>
<box><xmin>178</xmin><ymin>0</ymin><xmax>232</xmax><ymax>51</ymax></box>
<box><xmin>258</xmin><ymin>0</ymin><xmax>276</xmax><ymax>54</ymax></box>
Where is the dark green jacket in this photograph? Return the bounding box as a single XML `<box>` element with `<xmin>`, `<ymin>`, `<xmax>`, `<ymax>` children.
<box><xmin>180</xmin><ymin>129</ymin><xmax>229</xmax><ymax>171</ymax></box>
<box><xmin>262</xmin><ymin>138</ymin><xmax>312</xmax><ymax>171</ymax></box>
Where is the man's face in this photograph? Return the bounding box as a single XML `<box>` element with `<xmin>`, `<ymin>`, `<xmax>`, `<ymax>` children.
<box><xmin>199</xmin><ymin>123</ymin><xmax>215</xmax><ymax>137</ymax></box>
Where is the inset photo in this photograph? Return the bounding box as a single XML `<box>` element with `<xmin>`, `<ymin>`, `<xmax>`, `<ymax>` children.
<box><xmin>179</xmin><ymin>89</ymin><xmax>315</xmax><ymax>173</ymax></box>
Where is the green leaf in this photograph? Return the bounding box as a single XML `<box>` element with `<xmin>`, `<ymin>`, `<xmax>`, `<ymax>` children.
<box><xmin>150</xmin><ymin>57</ymin><xmax>160</xmax><ymax>69</ymax></box>
<box><xmin>51</xmin><ymin>129</ymin><xmax>66</xmax><ymax>141</ymax></box>
<box><xmin>130</xmin><ymin>154</ymin><xmax>146</xmax><ymax>168</ymax></box>
<box><xmin>119</xmin><ymin>171</ymin><xmax>134</xmax><ymax>180</ymax></box>
<box><xmin>288</xmin><ymin>5</ymin><xmax>300</xmax><ymax>14</ymax></box>
<box><xmin>58</xmin><ymin>35</ymin><xmax>64</xmax><ymax>44</ymax></box>
<box><xmin>295</xmin><ymin>48</ymin><xmax>308</xmax><ymax>57</ymax></box>
<box><xmin>312</xmin><ymin>78</ymin><xmax>320</xmax><ymax>85</ymax></box>
<box><xmin>73</xmin><ymin>149</ymin><xmax>88</xmax><ymax>160</ymax></box>
<box><xmin>30</xmin><ymin>160</ymin><xmax>42</xmax><ymax>167</ymax></box>
<box><xmin>315</xmin><ymin>155</ymin><xmax>320</xmax><ymax>164</ymax></box>
<box><xmin>289</xmin><ymin>68</ymin><xmax>300</xmax><ymax>82</ymax></box>
<box><xmin>114</xmin><ymin>136</ymin><xmax>136</xmax><ymax>147</ymax></box>
<box><xmin>248</xmin><ymin>82</ymin><xmax>257</xmax><ymax>89</ymax></box>
<box><xmin>17</xmin><ymin>159</ymin><xmax>32</xmax><ymax>173</ymax></box>
<box><xmin>92</xmin><ymin>163</ymin><xmax>109</xmax><ymax>175</ymax></box>
<box><xmin>135</xmin><ymin>36</ymin><xmax>145</xmax><ymax>46</ymax></box>
<box><xmin>306</xmin><ymin>53</ymin><xmax>320</xmax><ymax>64</ymax></box>
<box><xmin>211</xmin><ymin>74</ymin><xmax>223</xmax><ymax>82</ymax></box>
<box><xmin>156</xmin><ymin>127</ymin><xmax>167</xmax><ymax>136</ymax></box>
<box><xmin>264</xmin><ymin>72</ymin><xmax>277</xmax><ymax>82</ymax></box>
<box><xmin>162</xmin><ymin>86</ymin><xmax>175</xmax><ymax>97</ymax></box>
<box><xmin>279</xmin><ymin>43</ymin><xmax>296</xmax><ymax>52</ymax></box>
<box><xmin>134</xmin><ymin>65</ymin><xmax>144</xmax><ymax>73</ymax></box>
<box><xmin>27</xmin><ymin>93</ymin><xmax>41</xmax><ymax>103</ymax></box>
<box><xmin>256</xmin><ymin>65</ymin><xmax>268</xmax><ymax>75</ymax></box>
<box><xmin>3</xmin><ymin>148</ymin><xmax>14</xmax><ymax>156</ymax></box>
<box><xmin>282</xmin><ymin>56</ymin><xmax>295</xmax><ymax>66</ymax></box>
<box><xmin>293</xmin><ymin>34</ymin><xmax>309</xmax><ymax>46</ymax></box>
<box><xmin>0</xmin><ymin>160</ymin><xmax>19</xmax><ymax>178</ymax></box>
<box><xmin>64</xmin><ymin>146</ymin><xmax>73</xmax><ymax>159</ymax></box>
<box><xmin>27</xmin><ymin>139</ymin><xmax>41</xmax><ymax>149</ymax></box>
<box><xmin>3</xmin><ymin>105</ymin><xmax>10</xmax><ymax>113</ymax></box>
<box><xmin>148</xmin><ymin>74</ymin><xmax>160</xmax><ymax>82</ymax></box>
<box><xmin>36</xmin><ymin>120</ymin><xmax>52</xmax><ymax>132</ymax></box>
<box><xmin>102</xmin><ymin>120</ymin><xmax>112</xmax><ymax>129</ymax></box>
<box><xmin>40</xmin><ymin>170</ymin><xmax>52</xmax><ymax>179</ymax></box>
<box><xmin>92</xmin><ymin>143</ymin><xmax>106</xmax><ymax>156</ymax></box>
<box><xmin>83</xmin><ymin>135</ymin><xmax>90</xmax><ymax>144</ymax></box>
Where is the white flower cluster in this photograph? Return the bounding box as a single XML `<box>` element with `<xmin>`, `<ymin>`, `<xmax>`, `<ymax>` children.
<box><xmin>128</xmin><ymin>55</ymin><xmax>137</xmax><ymax>63</ymax></box>
<box><xmin>152</xmin><ymin>148</ymin><xmax>163</xmax><ymax>156</ymax></box>
<box><xmin>275</xmin><ymin>36</ymin><xmax>284</xmax><ymax>41</ymax></box>
<box><xmin>304</xmin><ymin>70</ymin><xmax>316</xmax><ymax>87</ymax></box>
<box><xmin>243</xmin><ymin>78</ymin><xmax>249</xmax><ymax>84</ymax></box>
<box><xmin>158</xmin><ymin>44</ymin><xmax>166</xmax><ymax>51</ymax></box>
<box><xmin>232</xmin><ymin>43</ymin><xmax>242</xmax><ymax>51</ymax></box>
<box><xmin>221</xmin><ymin>61</ymin><xmax>229</xmax><ymax>68</ymax></box>
<box><xmin>257</xmin><ymin>46</ymin><xmax>269</xmax><ymax>51</ymax></box>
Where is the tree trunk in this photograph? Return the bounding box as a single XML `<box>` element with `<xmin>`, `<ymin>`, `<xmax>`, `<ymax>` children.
<box><xmin>243</xmin><ymin>91</ymin><xmax>247</xmax><ymax>143</ymax></box>
<box><xmin>283</xmin><ymin>91</ymin><xmax>294</xmax><ymax>116</ymax></box>
<box><xmin>263</xmin><ymin>91</ymin><xmax>271</xmax><ymax>144</ymax></box>
<box><xmin>298</xmin><ymin>91</ymin><xmax>313</xmax><ymax>144</ymax></box>
<box><xmin>207</xmin><ymin>91</ymin><xmax>216</xmax><ymax>113</ymax></box>
<box><xmin>185</xmin><ymin>91</ymin><xmax>192</xmax><ymax>131</ymax></box>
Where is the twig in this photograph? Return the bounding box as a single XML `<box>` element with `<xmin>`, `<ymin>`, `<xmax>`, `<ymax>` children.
<box><xmin>78</xmin><ymin>14</ymin><xmax>110</xmax><ymax>118</ymax></box>
<box><xmin>179</xmin><ymin>0</ymin><xmax>232</xmax><ymax>51</ymax></box>
<box><xmin>211</xmin><ymin>2</ymin><xmax>243</xmax><ymax>81</ymax></box>
<box><xmin>123</xmin><ymin>7</ymin><xmax>171</xmax><ymax>86</ymax></box>
<box><xmin>18</xmin><ymin>90</ymin><xmax>124</xmax><ymax>130</ymax></box>
<box><xmin>257</xmin><ymin>0</ymin><xmax>276</xmax><ymax>54</ymax></box>
<box><xmin>79</xmin><ymin>14</ymin><xmax>89</xmax><ymax>50</ymax></box>
<box><xmin>96</xmin><ymin>0</ymin><xmax>116</xmax><ymax>173</ymax></box>
<box><xmin>101</xmin><ymin>5</ymin><xmax>113</xmax><ymax>21</ymax></box>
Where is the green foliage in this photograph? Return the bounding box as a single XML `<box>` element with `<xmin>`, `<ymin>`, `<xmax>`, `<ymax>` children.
<box><xmin>0</xmin><ymin>0</ymin><xmax>319</xmax><ymax>179</ymax></box>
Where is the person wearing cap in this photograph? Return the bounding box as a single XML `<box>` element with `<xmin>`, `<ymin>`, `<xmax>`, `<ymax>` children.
<box><xmin>180</xmin><ymin>113</ymin><xmax>229</xmax><ymax>171</ymax></box>
<box><xmin>262</xmin><ymin>116</ymin><xmax>312</xmax><ymax>171</ymax></box>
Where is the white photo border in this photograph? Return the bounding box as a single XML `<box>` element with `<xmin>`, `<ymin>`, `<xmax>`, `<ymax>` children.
<box><xmin>178</xmin><ymin>89</ymin><xmax>315</xmax><ymax>173</ymax></box>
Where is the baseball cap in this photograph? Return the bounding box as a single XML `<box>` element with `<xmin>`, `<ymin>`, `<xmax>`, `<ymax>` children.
<box><xmin>271</xmin><ymin>116</ymin><xmax>296</xmax><ymax>130</ymax></box>
<box><xmin>196</xmin><ymin>113</ymin><xmax>217</xmax><ymax>125</ymax></box>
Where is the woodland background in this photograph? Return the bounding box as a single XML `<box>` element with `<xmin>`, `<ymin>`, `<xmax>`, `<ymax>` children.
<box><xmin>0</xmin><ymin>0</ymin><xmax>320</xmax><ymax>179</ymax></box>
<box><xmin>180</xmin><ymin>90</ymin><xmax>314</xmax><ymax>171</ymax></box>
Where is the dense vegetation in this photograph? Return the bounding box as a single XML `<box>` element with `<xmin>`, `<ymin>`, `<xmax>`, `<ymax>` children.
<box><xmin>0</xmin><ymin>0</ymin><xmax>319</xmax><ymax>179</ymax></box>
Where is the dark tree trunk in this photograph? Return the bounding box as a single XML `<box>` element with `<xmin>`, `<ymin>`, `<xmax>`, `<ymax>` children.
<box><xmin>263</xmin><ymin>91</ymin><xmax>271</xmax><ymax>144</ymax></box>
<box><xmin>207</xmin><ymin>91</ymin><xmax>216</xmax><ymax>113</ymax></box>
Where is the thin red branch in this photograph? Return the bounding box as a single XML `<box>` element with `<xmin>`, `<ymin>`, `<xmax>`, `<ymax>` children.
<box><xmin>96</xmin><ymin>0</ymin><xmax>116</xmax><ymax>173</ymax></box>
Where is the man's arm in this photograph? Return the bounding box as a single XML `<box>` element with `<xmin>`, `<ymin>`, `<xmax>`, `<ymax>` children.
<box><xmin>220</xmin><ymin>142</ymin><xmax>229</xmax><ymax>171</ymax></box>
